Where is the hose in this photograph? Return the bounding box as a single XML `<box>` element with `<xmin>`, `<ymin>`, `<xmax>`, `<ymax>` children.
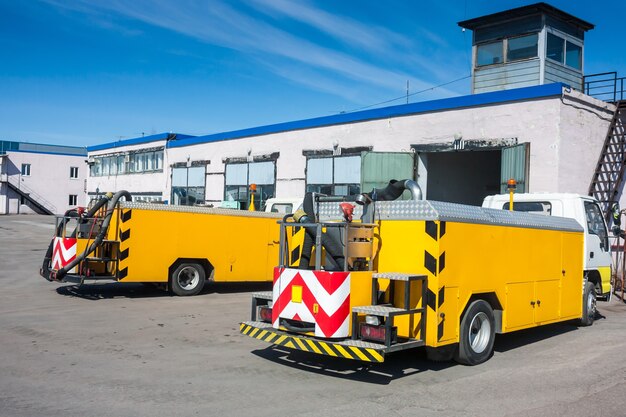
<box><xmin>366</xmin><ymin>179</ymin><xmax>422</xmax><ymax>201</ymax></box>
<box><xmin>297</xmin><ymin>192</ymin><xmax>345</xmax><ymax>270</ymax></box>
<box><xmin>51</xmin><ymin>190</ymin><xmax>131</xmax><ymax>281</ymax></box>
<box><xmin>39</xmin><ymin>208</ymin><xmax>79</xmax><ymax>281</ymax></box>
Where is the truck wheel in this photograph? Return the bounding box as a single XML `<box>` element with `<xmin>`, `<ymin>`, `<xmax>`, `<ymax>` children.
<box><xmin>579</xmin><ymin>281</ymin><xmax>596</xmax><ymax>326</ymax></box>
<box><xmin>454</xmin><ymin>300</ymin><xmax>495</xmax><ymax>365</ymax></box>
<box><xmin>170</xmin><ymin>263</ymin><xmax>205</xmax><ymax>296</ymax></box>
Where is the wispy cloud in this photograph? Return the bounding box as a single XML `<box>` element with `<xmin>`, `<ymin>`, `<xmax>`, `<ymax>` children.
<box><xmin>248</xmin><ymin>0</ymin><xmax>411</xmax><ymax>53</ymax></box>
<box><xmin>42</xmin><ymin>0</ymin><xmax>465</xmax><ymax>102</ymax></box>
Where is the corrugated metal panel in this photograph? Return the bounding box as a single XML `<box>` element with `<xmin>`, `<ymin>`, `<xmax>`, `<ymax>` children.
<box><xmin>544</xmin><ymin>60</ymin><xmax>583</xmax><ymax>89</ymax></box>
<box><xmin>361</xmin><ymin>152</ymin><xmax>415</xmax><ymax>196</ymax></box>
<box><xmin>500</xmin><ymin>143</ymin><xmax>528</xmax><ymax>193</ymax></box>
<box><xmin>317</xmin><ymin>200</ymin><xmax>583</xmax><ymax>232</ymax></box>
<box><xmin>474</xmin><ymin>60</ymin><xmax>540</xmax><ymax>93</ymax></box>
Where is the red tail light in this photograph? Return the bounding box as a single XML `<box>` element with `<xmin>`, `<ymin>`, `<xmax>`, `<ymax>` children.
<box><xmin>359</xmin><ymin>323</ymin><xmax>396</xmax><ymax>344</ymax></box>
<box><xmin>258</xmin><ymin>306</ymin><xmax>273</xmax><ymax>323</ymax></box>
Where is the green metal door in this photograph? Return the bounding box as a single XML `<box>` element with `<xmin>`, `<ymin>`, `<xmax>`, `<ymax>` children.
<box><xmin>361</xmin><ymin>152</ymin><xmax>415</xmax><ymax>197</ymax></box>
<box><xmin>500</xmin><ymin>143</ymin><xmax>529</xmax><ymax>193</ymax></box>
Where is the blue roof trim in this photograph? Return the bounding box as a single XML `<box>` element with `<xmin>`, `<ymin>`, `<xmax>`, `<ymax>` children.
<box><xmin>169</xmin><ymin>83</ymin><xmax>565</xmax><ymax>149</ymax></box>
<box><xmin>6</xmin><ymin>149</ymin><xmax>87</xmax><ymax>157</ymax></box>
<box><xmin>87</xmin><ymin>132</ymin><xmax>195</xmax><ymax>152</ymax></box>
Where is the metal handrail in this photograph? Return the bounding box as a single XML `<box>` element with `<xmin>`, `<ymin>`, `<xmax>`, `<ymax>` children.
<box><xmin>6</xmin><ymin>175</ymin><xmax>57</xmax><ymax>213</ymax></box>
<box><xmin>584</xmin><ymin>72</ymin><xmax>626</xmax><ymax>102</ymax></box>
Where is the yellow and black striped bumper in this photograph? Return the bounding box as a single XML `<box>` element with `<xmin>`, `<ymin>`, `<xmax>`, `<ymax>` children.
<box><xmin>240</xmin><ymin>321</ymin><xmax>385</xmax><ymax>363</ymax></box>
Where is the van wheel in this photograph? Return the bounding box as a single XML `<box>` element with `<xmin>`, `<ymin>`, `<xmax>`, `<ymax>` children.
<box><xmin>579</xmin><ymin>281</ymin><xmax>596</xmax><ymax>326</ymax></box>
<box><xmin>454</xmin><ymin>300</ymin><xmax>495</xmax><ymax>365</ymax></box>
<box><xmin>170</xmin><ymin>263</ymin><xmax>205</xmax><ymax>296</ymax></box>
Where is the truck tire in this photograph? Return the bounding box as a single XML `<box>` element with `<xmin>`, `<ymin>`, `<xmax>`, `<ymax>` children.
<box><xmin>454</xmin><ymin>300</ymin><xmax>495</xmax><ymax>365</ymax></box>
<box><xmin>170</xmin><ymin>263</ymin><xmax>205</xmax><ymax>296</ymax></box>
<box><xmin>579</xmin><ymin>281</ymin><xmax>596</xmax><ymax>326</ymax></box>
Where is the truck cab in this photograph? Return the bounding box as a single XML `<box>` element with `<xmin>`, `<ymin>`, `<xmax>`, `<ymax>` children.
<box><xmin>482</xmin><ymin>193</ymin><xmax>612</xmax><ymax>300</ymax></box>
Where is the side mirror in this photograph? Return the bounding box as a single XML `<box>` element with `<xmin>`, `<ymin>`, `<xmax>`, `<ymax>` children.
<box><xmin>612</xmin><ymin>203</ymin><xmax>621</xmax><ymax>227</ymax></box>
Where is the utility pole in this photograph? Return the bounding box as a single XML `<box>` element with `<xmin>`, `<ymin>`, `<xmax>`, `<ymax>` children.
<box><xmin>406</xmin><ymin>80</ymin><xmax>409</xmax><ymax>104</ymax></box>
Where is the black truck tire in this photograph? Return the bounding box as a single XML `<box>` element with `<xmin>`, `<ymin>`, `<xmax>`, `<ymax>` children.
<box><xmin>170</xmin><ymin>263</ymin><xmax>205</xmax><ymax>296</ymax></box>
<box><xmin>579</xmin><ymin>281</ymin><xmax>597</xmax><ymax>327</ymax></box>
<box><xmin>454</xmin><ymin>300</ymin><xmax>495</xmax><ymax>365</ymax></box>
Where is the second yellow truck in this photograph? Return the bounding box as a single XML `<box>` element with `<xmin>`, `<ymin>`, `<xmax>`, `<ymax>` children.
<box><xmin>240</xmin><ymin>181</ymin><xmax>611</xmax><ymax>365</ymax></box>
<box><xmin>40</xmin><ymin>191</ymin><xmax>284</xmax><ymax>295</ymax></box>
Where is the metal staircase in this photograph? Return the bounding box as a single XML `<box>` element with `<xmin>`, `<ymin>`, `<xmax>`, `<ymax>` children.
<box><xmin>588</xmin><ymin>100</ymin><xmax>626</xmax><ymax>220</ymax></box>
<box><xmin>1</xmin><ymin>175</ymin><xmax>57</xmax><ymax>214</ymax></box>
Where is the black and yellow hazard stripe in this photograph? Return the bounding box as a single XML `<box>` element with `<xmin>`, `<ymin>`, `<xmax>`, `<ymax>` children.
<box><xmin>288</xmin><ymin>226</ymin><xmax>305</xmax><ymax>267</ymax></box>
<box><xmin>117</xmin><ymin>209</ymin><xmax>132</xmax><ymax>280</ymax></box>
<box><xmin>240</xmin><ymin>322</ymin><xmax>385</xmax><ymax>363</ymax></box>
<box><xmin>424</xmin><ymin>220</ymin><xmax>448</xmax><ymax>341</ymax></box>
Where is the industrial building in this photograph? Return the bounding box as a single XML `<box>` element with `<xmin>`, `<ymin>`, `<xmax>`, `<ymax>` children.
<box><xmin>85</xmin><ymin>3</ymin><xmax>625</xmax><ymax>215</ymax></box>
<box><xmin>0</xmin><ymin>141</ymin><xmax>87</xmax><ymax>215</ymax></box>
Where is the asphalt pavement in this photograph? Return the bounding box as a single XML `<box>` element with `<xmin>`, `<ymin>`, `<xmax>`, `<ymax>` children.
<box><xmin>1</xmin><ymin>215</ymin><xmax>625</xmax><ymax>417</ymax></box>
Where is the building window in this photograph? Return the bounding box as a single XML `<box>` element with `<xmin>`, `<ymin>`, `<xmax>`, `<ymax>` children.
<box><xmin>224</xmin><ymin>161</ymin><xmax>276</xmax><ymax>210</ymax></box>
<box><xmin>546</xmin><ymin>33</ymin><xmax>564</xmax><ymax>63</ymax></box>
<box><xmin>21</xmin><ymin>163</ymin><xmax>31</xmax><ymax>176</ymax></box>
<box><xmin>89</xmin><ymin>149</ymin><xmax>164</xmax><ymax>177</ymax></box>
<box><xmin>306</xmin><ymin>155</ymin><xmax>361</xmax><ymax>196</ymax></box>
<box><xmin>476</xmin><ymin>41</ymin><xmax>503</xmax><ymax>66</ymax></box>
<box><xmin>546</xmin><ymin>33</ymin><xmax>582</xmax><ymax>70</ymax></box>
<box><xmin>565</xmin><ymin>41</ymin><xmax>582</xmax><ymax>70</ymax></box>
<box><xmin>476</xmin><ymin>33</ymin><xmax>538</xmax><ymax>68</ymax></box>
<box><xmin>69</xmin><ymin>194</ymin><xmax>78</xmax><ymax>206</ymax></box>
<box><xmin>172</xmin><ymin>166</ymin><xmax>206</xmax><ymax>206</ymax></box>
<box><xmin>70</xmin><ymin>166</ymin><xmax>79</xmax><ymax>179</ymax></box>
<box><xmin>507</xmin><ymin>34</ymin><xmax>538</xmax><ymax>62</ymax></box>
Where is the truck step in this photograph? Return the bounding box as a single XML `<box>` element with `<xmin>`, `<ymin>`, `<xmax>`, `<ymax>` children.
<box><xmin>339</xmin><ymin>338</ymin><xmax>425</xmax><ymax>353</ymax></box>
<box><xmin>251</xmin><ymin>291</ymin><xmax>273</xmax><ymax>300</ymax></box>
<box><xmin>352</xmin><ymin>305</ymin><xmax>425</xmax><ymax>317</ymax></box>
<box><xmin>372</xmin><ymin>272</ymin><xmax>426</xmax><ymax>282</ymax></box>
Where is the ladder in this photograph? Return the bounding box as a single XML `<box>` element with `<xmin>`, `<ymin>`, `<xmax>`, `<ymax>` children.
<box><xmin>349</xmin><ymin>272</ymin><xmax>427</xmax><ymax>351</ymax></box>
<box><xmin>588</xmin><ymin>100</ymin><xmax>626</xmax><ymax>221</ymax></box>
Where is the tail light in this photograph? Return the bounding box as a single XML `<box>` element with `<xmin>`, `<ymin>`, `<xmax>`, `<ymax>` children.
<box><xmin>359</xmin><ymin>323</ymin><xmax>397</xmax><ymax>344</ymax></box>
<box><xmin>257</xmin><ymin>306</ymin><xmax>273</xmax><ymax>323</ymax></box>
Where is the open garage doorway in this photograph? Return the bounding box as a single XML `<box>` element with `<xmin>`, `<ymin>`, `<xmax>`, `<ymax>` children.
<box><xmin>414</xmin><ymin>142</ymin><xmax>528</xmax><ymax>206</ymax></box>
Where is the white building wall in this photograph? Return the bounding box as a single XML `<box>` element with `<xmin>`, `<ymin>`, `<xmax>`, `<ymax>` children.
<box><xmin>168</xmin><ymin>91</ymin><xmax>599</xmax><ymax>203</ymax></box>
<box><xmin>86</xmin><ymin>87</ymin><xmax>614</xmax><ymax>207</ymax></box>
<box><xmin>2</xmin><ymin>151</ymin><xmax>87</xmax><ymax>215</ymax></box>
<box><xmin>557</xmin><ymin>90</ymin><xmax>616</xmax><ymax>195</ymax></box>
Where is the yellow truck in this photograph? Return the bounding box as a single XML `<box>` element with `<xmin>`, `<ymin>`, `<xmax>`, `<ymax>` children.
<box><xmin>40</xmin><ymin>191</ymin><xmax>283</xmax><ymax>295</ymax></box>
<box><xmin>240</xmin><ymin>181</ymin><xmax>611</xmax><ymax>365</ymax></box>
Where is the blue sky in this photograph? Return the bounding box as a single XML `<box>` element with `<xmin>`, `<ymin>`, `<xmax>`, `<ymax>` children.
<box><xmin>1</xmin><ymin>1</ymin><xmax>624</xmax><ymax>147</ymax></box>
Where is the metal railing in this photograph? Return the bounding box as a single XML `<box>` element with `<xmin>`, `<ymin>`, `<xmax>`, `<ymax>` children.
<box><xmin>4</xmin><ymin>175</ymin><xmax>57</xmax><ymax>214</ymax></box>
<box><xmin>583</xmin><ymin>72</ymin><xmax>626</xmax><ymax>102</ymax></box>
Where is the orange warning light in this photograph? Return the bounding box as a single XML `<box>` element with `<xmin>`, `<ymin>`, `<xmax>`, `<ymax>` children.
<box><xmin>507</xmin><ymin>178</ymin><xmax>517</xmax><ymax>190</ymax></box>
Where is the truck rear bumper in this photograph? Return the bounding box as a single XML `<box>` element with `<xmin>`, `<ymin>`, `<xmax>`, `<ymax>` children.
<box><xmin>240</xmin><ymin>321</ymin><xmax>386</xmax><ymax>362</ymax></box>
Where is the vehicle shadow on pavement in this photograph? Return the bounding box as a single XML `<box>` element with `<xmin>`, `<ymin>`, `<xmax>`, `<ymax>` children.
<box><xmin>55</xmin><ymin>281</ymin><xmax>272</xmax><ymax>300</ymax></box>
<box><xmin>205</xmin><ymin>281</ymin><xmax>272</xmax><ymax>294</ymax></box>
<box><xmin>493</xmin><ymin>321</ymin><xmax>582</xmax><ymax>353</ymax></box>
<box><xmin>56</xmin><ymin>282</ymin><xmax>170</xmax><ymax>300</ymax></box>
<box><xmin>251</xmin><ymin>346</ymin><xmax>453</xmax><ymax>385</ymax></box>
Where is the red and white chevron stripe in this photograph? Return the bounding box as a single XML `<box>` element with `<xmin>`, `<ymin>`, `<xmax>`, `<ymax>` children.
<box><xmin>52</xmin><ymin>237</ymin><xmax>77</xmax><ymax>272</ymax></box>
<box><xmin>272</xmin><ymin>267</ymin><xmax>351</xmax><ymax>338</ymax></box>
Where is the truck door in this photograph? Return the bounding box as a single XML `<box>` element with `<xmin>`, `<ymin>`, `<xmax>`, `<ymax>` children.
<box><xmin>500</xmin><ymin>143</ymin><xmax>529</xmax><ymax>193</ymax></box>
<box><xmin>583</xmin><ymin>201</ymin><xmax>612</xmax><ymax>291</ymax></box>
